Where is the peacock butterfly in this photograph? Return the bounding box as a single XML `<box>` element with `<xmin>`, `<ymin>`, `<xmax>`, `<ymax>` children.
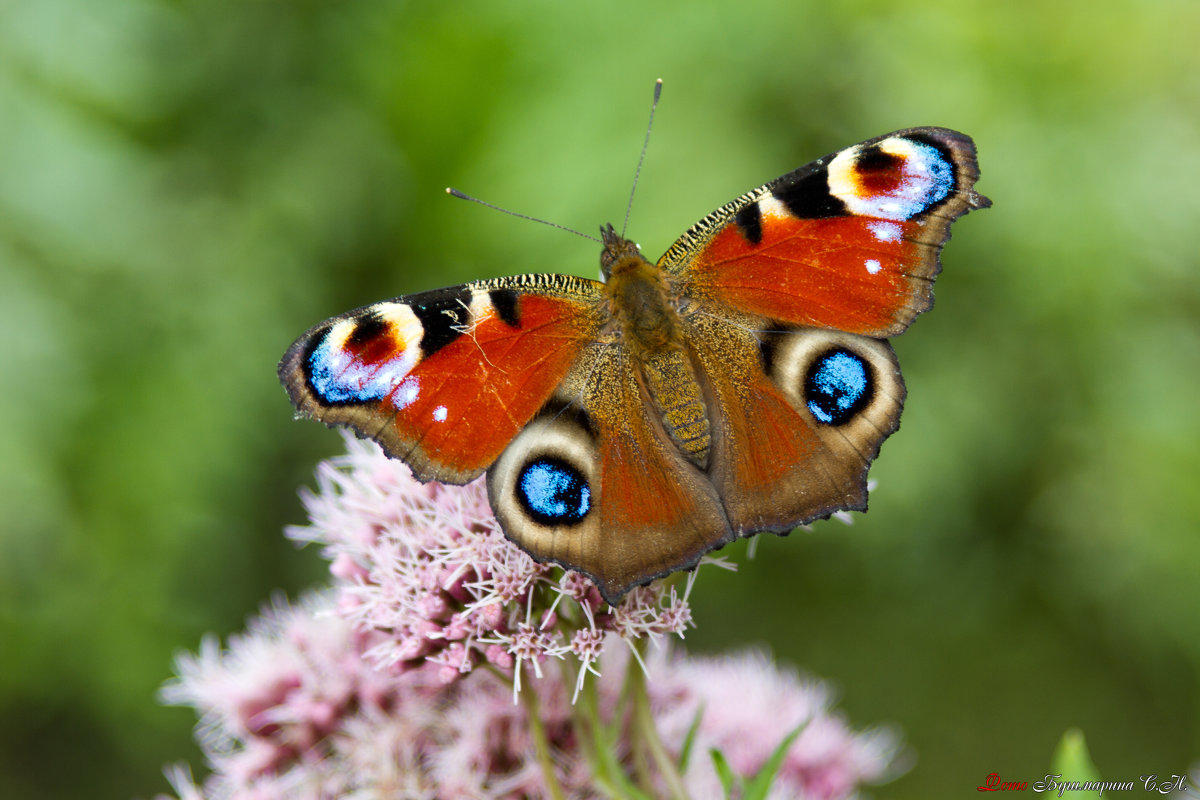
<box><xmin>279</xmin><ymin>100</ymin><xmax>989</xmax><ymax>604</ymax></box>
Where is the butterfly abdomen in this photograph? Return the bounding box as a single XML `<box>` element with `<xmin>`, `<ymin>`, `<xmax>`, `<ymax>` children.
<box><xmin>640</xmin><ymin>349</ymin><xmax>711</xmax><ymax>468</ymax></box>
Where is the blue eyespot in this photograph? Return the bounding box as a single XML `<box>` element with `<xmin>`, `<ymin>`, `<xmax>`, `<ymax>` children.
<box><xmin>517</xmin><ymin>457</ymin><xmax>591</xmax><ymax>526</ymax></box>
<box><xmin>805</xmin><ymin>349</ymin><xmax>872</xmax><ymax>426</ymax></box>
<box><xmin>309</xmin><ymin>337</ymin><xmax>387</xmax><ymax>403</ymax></box>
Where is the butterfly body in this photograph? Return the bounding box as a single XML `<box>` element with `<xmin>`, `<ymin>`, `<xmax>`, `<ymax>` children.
<box><xmin>601</xmin><ymin>225</ymin><xmax>713</xmax><ymax>468</ymax></box>
<box><xmin>281</xmin><ymin>127</ymin><xmax>989</xmax><ymax>604</ymax></box>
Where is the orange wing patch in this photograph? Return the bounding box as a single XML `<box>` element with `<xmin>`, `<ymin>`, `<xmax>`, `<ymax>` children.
<box><xmin>385</xmin><ymin>294</ymin><xmax>595</xmax><ymax>480</ymax></box>
<box><xmin>687</xmin><ymin>212</ymin><xmax>932</xmax><ymax>337</ymax></box>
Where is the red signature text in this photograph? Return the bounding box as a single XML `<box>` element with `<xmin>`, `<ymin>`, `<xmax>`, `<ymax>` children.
<box><xmin>978</xmin><ymin>773</ymin><xmax>1029</xmax><ymax>791</ymax></box>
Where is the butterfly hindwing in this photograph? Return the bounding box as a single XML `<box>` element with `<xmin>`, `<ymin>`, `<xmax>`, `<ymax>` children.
<box><xmin>685</xmin><ymin>308</ymin><xmax>906</xmax><ymax>534</ymax></box>
<box><xmin>488</xmin><ymin>344</ymin><xmax>731</xmax><ymax>603</ymax></box>
<box><xmin>663</xmin><ymin>127</ymin><xmax>989</xmax><ymax>337</ymax></box>
<box><xmin>279</xmin><ymin>275</ymin><xmax>605</xmax><ymax>483</ymax></box>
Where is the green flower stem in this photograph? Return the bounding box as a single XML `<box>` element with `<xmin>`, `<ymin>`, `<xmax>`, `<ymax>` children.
<box><xmin>624</xmin><ymin>663</ymin><xmax>653</xmax><ymax>790</ymax></box>
<box><xmin>575</xmin><ymin>674</ymin><xmax>632</xmax><ymax>799</ymax></box>
<box><xmin>569</xmin><ymin>664</ymin><xmax>616</xmax><ymax>794</ymax></box>
<box><xmin>520</xmin><ymin>672</ymin><xmax>568</xmax><ymax>800</ymax></box>
<box><xmin>628</xmin><ymin>644</ymin><xmax>689</xmax><ymax>800</ymax></box>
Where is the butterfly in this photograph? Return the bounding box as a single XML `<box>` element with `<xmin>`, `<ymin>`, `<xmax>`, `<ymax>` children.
<box><xmin>280</xmin><ymin>125</ymin><xmax>989</xmax><ymax>605</ymax></box>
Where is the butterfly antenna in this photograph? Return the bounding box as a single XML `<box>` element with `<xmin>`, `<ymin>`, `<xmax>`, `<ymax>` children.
<box><xmin>446</xmin><ymin>188</ymin><xmax>600</xmax><ymax>243</ymax></box>
<box><xmin>621</xmin><ymin>78</ymin><xmax>663</xmax><ymax>237</ymax></box>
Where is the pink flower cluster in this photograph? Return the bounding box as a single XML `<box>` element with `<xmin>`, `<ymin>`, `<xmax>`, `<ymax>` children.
<box><xmin>157</xmin><ymin>435</ymin><xmax>903</xmax><ymax>798</ymax></box>
<box><xmin>286</xmin><ymin>434</ymin><xmax>704</xmax><ymax>698</ymax></box>
<box><xmin>160</xmin><ymin>595</ymin><xmax>901</xmax><ymax>799</ymax></box>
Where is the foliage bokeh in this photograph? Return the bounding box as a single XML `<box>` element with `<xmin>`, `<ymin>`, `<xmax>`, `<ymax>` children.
<box><xmin>1</xmin><ymin>0</ymin><xmax>1197</xmax><ymax>797</ymax></box>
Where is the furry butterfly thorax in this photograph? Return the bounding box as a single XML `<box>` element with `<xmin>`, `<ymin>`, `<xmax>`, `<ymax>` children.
<box><xmin>280</xmin><ymin>125</ymin><xmax>990</xmax><ymax>604</ymax></box>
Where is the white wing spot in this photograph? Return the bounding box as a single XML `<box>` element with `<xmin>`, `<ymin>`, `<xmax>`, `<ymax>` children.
<box><xmin>393</xmin><ymin>377</ymin><xmax>421</xmax><ymax>410</ymax></box>
<box><xmin>865</xmin><ymin>259</ymin><xmax>882</xmax><ymax>274</ymax></box>
<box><xmin>433</xmin><ymin>405</ymin><xmax>448</xmax><ymax>422</ymax></box>
<box><xmin>465</xmin><ymin>293</ymin><xmax>495</xmax><ymax>331</ymax></box>
<box><xmin>868</xmin><ymin>221</ymin><xmax>902</xmax><ymax>242</ymax></box>
<box><xmin>757</xmin><ymin>194</ymin><xmax>790</xmax><ymax>220</ymax></box>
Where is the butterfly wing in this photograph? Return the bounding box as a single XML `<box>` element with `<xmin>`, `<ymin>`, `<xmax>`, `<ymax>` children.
<box><xmin>279</xmin><ymin>274</ymin><xmax>605</xmax><ymax>484</ymax></box>
<box><xmin>686</xmin><ymin>309</ymin><xmax>906</xmax><ymax>534</ymax></box>
<box><xmin>487</xmin><ymin>343</ymin><xmax>731</xmax><ymax>604</ymax></box>
<box><xmin>663</xmin><ymin>128</ymin><xmax>987</xmax><ymax>534</ymax></box>
<box><xmin>662</xmin><ymin>127</ymin><xmax>989</xmax><ymax>337</ymax></box>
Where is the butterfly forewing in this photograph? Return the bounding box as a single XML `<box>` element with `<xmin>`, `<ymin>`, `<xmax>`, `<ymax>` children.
<box><xmin>663</xmin><ymin>127</ymin><xmax>989</xmax><ymax>338</ymax></box>
<box><xmin>279</xmin><ymin>275</ymin><xmax>605</xmax><ymax>483</ymax></box>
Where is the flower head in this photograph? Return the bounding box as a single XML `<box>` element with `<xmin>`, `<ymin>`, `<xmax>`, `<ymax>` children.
<box><xmin>287</xmin><ymin>434</ymin><xmax>702</xmax><ymax>695</ymax></box>
<box><xmin>160</xmin><ymin>595</ymin><xmax>903</xmax><ymax>800</ymax></box>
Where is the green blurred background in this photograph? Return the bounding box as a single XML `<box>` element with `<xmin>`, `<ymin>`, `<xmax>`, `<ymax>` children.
<box><xmin>2</xmin><ymin>0</ymin><xmax>1197</xmax><ymax>797</ymax></box>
